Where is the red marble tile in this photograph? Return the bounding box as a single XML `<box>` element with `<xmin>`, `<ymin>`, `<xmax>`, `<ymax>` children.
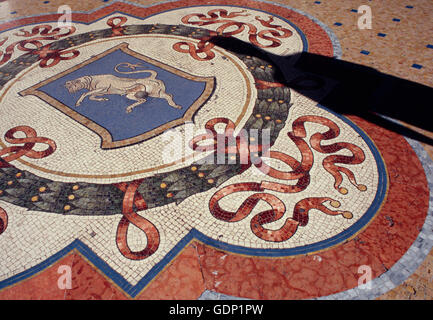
<box><xmin>136</xmin><ymin>244</ymin><xmax>205</xmax><ymax>300</ymax></box>
<box><xmin>64</xmin><ymin>253</ymin><xmax>128</xmax><ymax>300</ymax></box>
<box><xmin>0</xmin><ymin>253</ymin><xmax>75</xmax><ymax>300</ymax></box>
<box><xmin>196</xmin><ymin>115</ymin><xmax>429</xmax><ymax>299</ymax></box>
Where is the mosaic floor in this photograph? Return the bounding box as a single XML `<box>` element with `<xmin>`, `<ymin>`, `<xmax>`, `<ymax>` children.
<box><xmin>0</xmin><ymin>0</ymin><xmax>432</xmax><ymax>300</ymax></box>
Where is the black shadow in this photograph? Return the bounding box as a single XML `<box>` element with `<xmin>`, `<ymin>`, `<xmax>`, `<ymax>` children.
<box><xmin>209</xmin><ymin>36</ymin><xmax>433</xmax><ymax>145</ymax></box>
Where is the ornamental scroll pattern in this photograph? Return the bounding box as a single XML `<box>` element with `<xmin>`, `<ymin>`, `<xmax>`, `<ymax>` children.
<box><xmin>0</xmin><ymin>24</ymin><xmax>79</xmax><ymax>68</ymax></box>
<box><xmin>0</xmin><ymin>16</ymin><xmax>370</xmax><ymax>260</ymax></box>
<box><xmin>173</xmin><ymin>9</ymin><xmax>293</xmax><ymax>61</ymax></box>
<box><xmin>190</xmin><ymin>116</ymin><xmax>365</xmax><ymax>242</ymax></box>
<box><xmin>0</xmin><ymin>126</ymin><xmax>57</xmax><ymax>235</ymax></box>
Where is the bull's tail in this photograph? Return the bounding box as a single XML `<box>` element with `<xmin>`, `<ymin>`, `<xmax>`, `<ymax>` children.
<box><xmin>114</xmin><ymin>63</ymin><xmax>157</xmax><ymax>79</ymax></box>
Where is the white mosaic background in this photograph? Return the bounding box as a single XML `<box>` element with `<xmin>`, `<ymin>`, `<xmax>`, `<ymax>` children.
<box><xmin>141</xmin><ymin>5</ymin><xmax>305</xmax><ymax>56</ymax></box>
<box><xmin>0</xmin><ymin>35</ymin><xmax>256</xmax><ymax>183</ymax></box>
<box><xmin>188</xmin><ymin>92</ymin><xmax>379</xmax><ymax>249</ymax></box>
<box><xmin>0</xmin><ymin>9</ymin><xmax>379</xmax><ymax>284</ymax></box>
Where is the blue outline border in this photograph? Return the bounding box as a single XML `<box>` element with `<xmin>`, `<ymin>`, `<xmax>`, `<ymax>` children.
<box><xmin>0</xmin><ymin>3</ymin><xmax>386</xmax><ymax>298</ymax></box>
<box><xmin>0</xmin><ymin>103</ymin><xmax>388</xmax><ymax>298</ymax></box>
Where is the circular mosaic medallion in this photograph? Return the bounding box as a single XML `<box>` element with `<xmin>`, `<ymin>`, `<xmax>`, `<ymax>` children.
<box><xmin>0</xmin><ymin>0</ymin><xmax>430</xmax><ymax>300</ymax></box>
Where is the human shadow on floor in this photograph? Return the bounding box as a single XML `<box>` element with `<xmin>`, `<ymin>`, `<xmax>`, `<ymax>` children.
<box><xmin>209</xmin><ymin>36</ymin><xmax>433</xmax><ymax>146</ymax></box>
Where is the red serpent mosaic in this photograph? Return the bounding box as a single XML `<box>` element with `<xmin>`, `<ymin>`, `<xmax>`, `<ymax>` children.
<box><xmin>0</xmin><ymin>206</ymin><xmax>6</xmax><ymax>236</ymax></box>
<box><xmin>107</xmin><ymin>16</ymin><xmax>128</xmax><ymax>37</ymax></box>
<box><xmin>0</xmin><ymin>14</ymin><xmax>367</xmax><ymax>258</ymax></box>
<box><xmin>0</xmin><ymin>24</ymin><xmax>79</xmax><ymax>68</ymax></box>
<box><xmin>0</xmin><ymin>113</ymin><xmax>367</xmax><ymax>256</ymax></box>
<box><xmin>0</xmin><ymin>126</ymin><xmax>57</xmax><ymax>235</ymax></box>
<box><xmin>0</xmin><ymin>126</ymin><xmax>57</xmax><ymax>164</ymax></box>
<box><xmin>113</xmin><ymin>180</ymin><xmax>160</xmax><ymax>260</ymax></box>
<box><xmin>190</xmin><ymin>116</ymin><xmax>363</xmax><ymax>242</ymax></box>
<box><xmin>173</xmin><ymin>9</ymin><xmax>293</xmax><ymax>61</ymax></box>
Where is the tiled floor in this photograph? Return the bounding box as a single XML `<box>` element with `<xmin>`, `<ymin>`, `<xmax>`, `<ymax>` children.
<box><xmin>0</xmin><ymin>0</ymin><xmax>432</xmax><ymax>300</ymax></box>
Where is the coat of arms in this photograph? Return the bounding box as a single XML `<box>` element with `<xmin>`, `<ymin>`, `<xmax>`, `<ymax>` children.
<box><xmin>20</xmin><ymin>43</ymin><xmax>215</xmax><ymax>149</ymax></box>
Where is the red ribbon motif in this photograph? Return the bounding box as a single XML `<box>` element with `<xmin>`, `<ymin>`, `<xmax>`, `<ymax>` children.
<box><xmin>114</xmin><ymin>180</ymin><xmax>160</xmax><ymax>260</ymax></box>
<box><xmin>0</xmin><ymin>206</ymin><xmax>7</xmax><ymax>236</ymax></box>
<box><xmin>107</xmin><ymin>16</ymin><xmax>128</xmax><ymax>37</ymax></box>
<box><xmin>0</xmin><ymin>126</ymin><xmax>57</xmax><ymax>236</ymax></box>
<box><xmin>0</xmin><ymin>126</ymin><xmax>57</xmax><ymax>166</ymax></box>
<box><xmin>173</xmin><ymin>9</ymin><xmax>293</xmax><ymax>61</ymax></box>
<box><xmin>0</xmin><ymin>25</ymin><xmax>78</xmax><ymax>68</ymax></box>
<box><xmin>190</xmin><ymin>115</ymin><xmax>365</xmax><ymax>242</ymax></box>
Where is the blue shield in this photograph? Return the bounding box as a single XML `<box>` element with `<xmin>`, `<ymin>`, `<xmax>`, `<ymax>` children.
<box><xmin>21</xmin><ymin>43</ymin><xmax>215</xmax><ymax>149</ymax></box>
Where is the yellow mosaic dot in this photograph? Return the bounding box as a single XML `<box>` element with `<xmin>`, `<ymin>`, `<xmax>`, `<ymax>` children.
<box><xmin>278</xmin><ymin>100</ymin><xmax>284</xmax><ymax>103</ymax></box>
<box><xmin>250</xmin><ymin>137</ymin><xmax>256</xmax><ymax>142</ymax></box>
<box><xmin>191</xmin><ymin>166</ymin><xmax>197</xmax><ymax>172</ymax></box>
<box><xmin>39</xmin><ymin>187</ymin><xmax>46</xmax><ymax>193</ymax></box>
<box><xmin>15</xmin><ymin>172</ymin><xmax>22</xmax><ymax>178</ymax></box>
<box><xmin>0</xmin><ymin>190</ymin><xmax>3</xmax><ymax>195</ymax></box>
<box><xmin>275</xmin><ymin>119</ymin><xmax>282</xmax><ymax>124</ymax></box>
<box><xmin>358</xmin><ymin>184</ymin><xmax>367</xmax><ymax>191</ymax></box>
<box><xmin>72</xmin><ymin>185</ymin><xmax>79</xmax><ymax>190</ymax></box>
<box><xmin>330</xmin><ymin>200</ymin><xmax>341</xmax><ymax>208</ymax></box>
<box><xmin>64</xmin><ymin>205</ymin><xmax>71</xmax><ymax>211</ymax></box>
<box><xmin>255</xmin><ymin>114</ymin><xmax>262</xmax><ymax>118</ymax></box>
<box><xmin>198</xmin><ymin>172</ymin><xmax>205</xmax><ymax>178</ymax></box>
<box><xmin>260</xmin><ymin>65</ymin><xmax>265</xmax><ymax>69</ymax></box>
<box><xmin>68</xmin><ymin>195</ymin><xmax>75</xmax><ymax>200</ymax></box>
<box><xmin>160</xmin><ymin>183</ymin><xmax>167</xmax><ymax>189</ymax></box>
<box><xmin>342</xmin><ymin>211</ymin><xmax>353</xmax><ymax>219</ymax></box>
<box><xmin>7</xmin><ymin>181</ymin><xmax>13</xmax><ymax>185</ymax></box>
<box><xmin>230</xmin><ymin>155</ymin><xmax>236</xmax><ymax>160</ymax></box>
<box><xmin>339</xmin><ymin>187</ymin><xmax>348</xmax><ymax>195</ymax></box>
<box><xmin>166</xmin><ymin>193</ymin><xmax>173</xmax><ymax>198</ymax></box>
<box><xmin>264</xmin><ymin>116</ymin><xmax>271</xmax><ymax>120</ymax></box>
<box><xmin>267</xmin><ymin>98</ymin><xmax>273</xmax><ymax>102</ymax></box>
<box><xmin>208</xmin><ymin>179</ymin><xmax>214</xmax><ymax>184</ymax></box>
<box><xmin>31</xmin><ymin>196</ymin><xmax>39</xmax><ymax>202</ymax></box>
